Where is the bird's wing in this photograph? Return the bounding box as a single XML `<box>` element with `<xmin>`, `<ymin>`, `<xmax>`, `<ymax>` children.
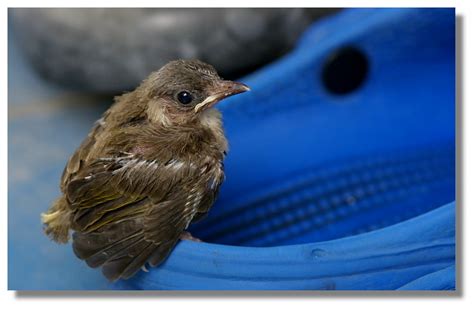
<box><xmin>67</xmin><ymin>156</ymin><xmax>222</xmax><ymax>281</ymax></box>
<box><xmin>72</xmin><ymin>192</ymin><xmax>191</xmax><ymax>281</ymax></box>
<box><xmin>60</xmin><ymin>117</ymin><xmax>107</xmax><ymax>191</ymax></box>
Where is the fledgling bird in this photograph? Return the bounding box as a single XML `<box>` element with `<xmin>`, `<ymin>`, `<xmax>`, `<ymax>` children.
<box><xmin>41</xmin><ymin>59</ymin><xmax>249</xmax><ymax>281</ymax></box>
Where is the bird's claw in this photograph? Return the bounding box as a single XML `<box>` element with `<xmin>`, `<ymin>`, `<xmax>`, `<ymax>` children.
<box><xmin>180</xmin><ymin>231</ymin><xmax>202</xmax><ymax>242</ymax></box>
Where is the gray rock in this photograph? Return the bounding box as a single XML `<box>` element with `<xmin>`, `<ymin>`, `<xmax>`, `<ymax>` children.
<box><xmin>11</xmin><ymin>8</ymin><xmax>336</xmax><ymax>94</ymax></box>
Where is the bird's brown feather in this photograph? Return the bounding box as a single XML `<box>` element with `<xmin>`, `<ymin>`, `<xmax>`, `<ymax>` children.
<box><xmin>48</xmin><ymin>109</ymin><xmax>224</xmax><ymax>280</ymax></box>
<box><xmin>66</xmin><ymin>138</ymin><xmax>223</xmax><ymax>280</ymax></box>
<box><xmin>41</xmin><ymin>59</ymin><xmax>247</xmax><ymax>281</ymax></box>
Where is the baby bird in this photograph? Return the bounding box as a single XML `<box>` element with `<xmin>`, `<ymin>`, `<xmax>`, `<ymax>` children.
<box><xmin>41</xmin><ymin>59</ymin><xmax>249</xmax><ymax>281</ymax></box>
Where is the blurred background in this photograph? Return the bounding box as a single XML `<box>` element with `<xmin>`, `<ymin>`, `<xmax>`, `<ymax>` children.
<box><xmin>11</xmin><ymin>8</ymin><xmax>338</xmax><ymax>93</ymax></box>
<box><xmin>8</xmin><ymin>8</ymin><xmax>455</xmax><ymax>290</ymax></box>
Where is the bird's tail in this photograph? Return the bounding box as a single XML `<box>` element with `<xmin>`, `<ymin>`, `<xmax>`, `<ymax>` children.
<box><xmin>72</xmin><ymin>217</ymin><xmax>179</xmax><ymax>282</ymax></box>
<box><xmin>41</xmin><ymin>196</ymin><xmax>72</xmax><ymax>244</ymax></box>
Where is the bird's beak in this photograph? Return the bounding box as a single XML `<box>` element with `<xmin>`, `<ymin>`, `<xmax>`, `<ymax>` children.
<box><xmin>194</xmin><ymin>81</ymin><xmax>250</xmax><ymax>113</ymax></box>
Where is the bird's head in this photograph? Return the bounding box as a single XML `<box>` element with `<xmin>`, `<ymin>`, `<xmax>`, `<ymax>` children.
<box><xmin>141</xmin><ymin>59</ymin><xmax>250</xmax><ymax>126</ymax></box>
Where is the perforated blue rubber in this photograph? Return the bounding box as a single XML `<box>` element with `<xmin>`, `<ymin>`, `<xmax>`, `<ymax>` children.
<box><xmin>115</xmin><ymin>8</ymin><xmax>456</xmax><ymax>290</ymax></box>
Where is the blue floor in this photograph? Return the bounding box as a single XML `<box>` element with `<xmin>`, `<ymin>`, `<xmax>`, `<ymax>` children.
<box><xmin>8</xmin><ymin>29</ymin><xmax>111</xmax><ymax>290</ymax></box>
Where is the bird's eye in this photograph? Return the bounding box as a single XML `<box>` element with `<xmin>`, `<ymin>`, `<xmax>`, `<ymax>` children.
<box><xmin>177</xmin><ymin>91</ymin><xmax>193</xmax><ymax>105</ymax></box>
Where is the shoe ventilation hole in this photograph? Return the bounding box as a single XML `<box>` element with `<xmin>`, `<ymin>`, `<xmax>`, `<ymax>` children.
<box><xmin>322</xmin><ymin>46</ymin><xmax>369</xmax><ymax>95</ymax></box>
